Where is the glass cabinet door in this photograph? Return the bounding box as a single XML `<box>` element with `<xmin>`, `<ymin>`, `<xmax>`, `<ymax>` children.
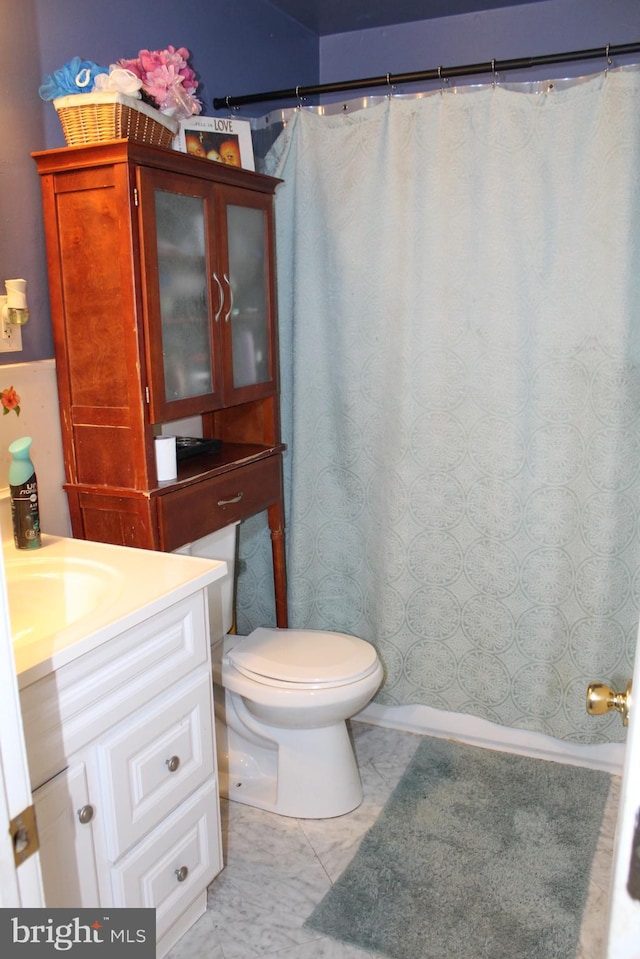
<box><xmin>139</xmin><ymin>171</ymin><xmax>277</xmax><ymax>421</ymax></box>
<box><xmin>220</xmin><ymin>188</ymin><xmax>277</xmax><ymax>401</ymax></box>
<box><xmin>226</xmin><ymin>204</ymin><xmax>269</xmax><ymax>389</ymax></box>
<box><xmin>138</xmin><ymin>170</ymin><xmax>220</xmax><ymax>421</ymax></box>
<box><xmin>155</xmin><ymin>190</ymin><xmax>212</xmax><ymax>401</ymax></box>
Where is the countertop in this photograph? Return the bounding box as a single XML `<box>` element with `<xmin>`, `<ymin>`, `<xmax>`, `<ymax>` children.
<box><xmin>6</xmin><ymin>534</ymin><xmax>226</xmax><ymax>688</ymax></box>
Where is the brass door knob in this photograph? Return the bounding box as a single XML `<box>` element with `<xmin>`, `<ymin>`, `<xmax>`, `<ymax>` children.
<box><xmin>586</xmin><ymin>680</ymin><xmax>632</xmax><ymax>727</ymax></box>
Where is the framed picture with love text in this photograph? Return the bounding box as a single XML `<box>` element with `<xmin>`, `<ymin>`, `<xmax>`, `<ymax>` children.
<box><xmin>174</xmin><ymin>116</ymin><xmax>255</xmax><ymax>171</ymax></box>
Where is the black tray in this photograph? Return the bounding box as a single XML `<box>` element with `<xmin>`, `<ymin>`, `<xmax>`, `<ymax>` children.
<box><xmin>176</xmin><ymin>436</ymin><xmax>222</xmax><ymax>461</ymax></box>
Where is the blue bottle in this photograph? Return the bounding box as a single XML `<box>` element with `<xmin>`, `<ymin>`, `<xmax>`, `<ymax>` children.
<box><xmin>8</xmin><ymin>436</ymin><xmax>41</xmax><ymax>549</ymax></box>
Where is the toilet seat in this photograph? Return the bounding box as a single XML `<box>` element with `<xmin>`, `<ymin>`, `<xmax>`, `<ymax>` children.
<box><xmin>225</xmin><ymin>627</ymin><xmax>379</xmax><ymax>689</ymax></box>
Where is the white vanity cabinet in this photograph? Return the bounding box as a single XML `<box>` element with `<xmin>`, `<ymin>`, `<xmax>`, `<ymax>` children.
<box><xmin>19</xmin><ymin>587</ymin><xmax>223</xmax><ymax>958</ymax></box>
<box><xmin>32</xmin><ymin>760</ymin><xmax>101</xmax><ymax>908</ymax></box>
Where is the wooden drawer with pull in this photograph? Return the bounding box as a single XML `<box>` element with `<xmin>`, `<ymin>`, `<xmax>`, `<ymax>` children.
<box><xmin>158</xmin><ymin>455</ymin><xmax>282</xmax><ymax>551</ymax></box>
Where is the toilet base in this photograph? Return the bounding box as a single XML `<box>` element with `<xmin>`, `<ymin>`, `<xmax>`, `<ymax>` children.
<box><xmin>216</xmin><ymin>699</ymin><xmax>364</xmax><ymax>818</ymax></box>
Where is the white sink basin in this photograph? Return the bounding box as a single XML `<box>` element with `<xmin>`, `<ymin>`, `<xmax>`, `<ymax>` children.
<box><xmin>6</xmin><ymin>557</ymin><xmax>122</xmax><ymax>646</ymax></box>
<box><xmin>4</xmin><ymin>534</ymin><xmax>227</xmax><ymax>686</ymax></box>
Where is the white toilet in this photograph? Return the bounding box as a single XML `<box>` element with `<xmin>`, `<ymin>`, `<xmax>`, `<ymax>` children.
<box><xmin>181</xmin><ymin>522</ymin><xmax>383</xmax><ymax>819</ymax></box>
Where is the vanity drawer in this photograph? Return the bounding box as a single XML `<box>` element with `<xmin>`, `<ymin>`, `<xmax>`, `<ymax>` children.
<box><xmin>109</xmin><ymin>779</ymin><xmax>222</xmax><ymax>940</ymax></box>
<box><xmin>97</xmin><ymin>669</ymin><xmax>215</xmax><ymax>860</ymax></box>
<box><xmin>21</xmin><ymin>592</ymin><xmax>210</xmax><ymax>789</ymax></box>
<box><xmin>158</xmin><ymin>456</ymin><xmax>282</xmax><ymax>551</ymax></box>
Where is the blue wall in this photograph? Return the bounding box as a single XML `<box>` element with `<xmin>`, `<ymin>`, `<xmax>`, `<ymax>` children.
<box><xmin>320</xmin><ymin>0</ymin><xmax>640</xmax><ymax>90</ymax></box>
<box><xmin>0</xmin><ymin>0</ymin><xmax>318</xmax><ymax>363</ymax></box>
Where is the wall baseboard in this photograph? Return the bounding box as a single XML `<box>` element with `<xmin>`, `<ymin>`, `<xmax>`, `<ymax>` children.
<box><xmin>355</xmin><ymin>701</ymin><xmax>625</xmax><ymax>775</ymax></box>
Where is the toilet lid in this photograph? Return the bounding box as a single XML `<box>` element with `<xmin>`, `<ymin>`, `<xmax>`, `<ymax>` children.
<box><xmin>226</xmin><ymin>627</ymin><xmax>379</xmax><ymax>686</ymax></box>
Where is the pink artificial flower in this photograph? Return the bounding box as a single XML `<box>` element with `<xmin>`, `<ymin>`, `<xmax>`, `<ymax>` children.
<box><xmin>143</xmin><ymin>64</ymin><xmax>178</xmax><ymax>103</ymax></box>
<box><xmin>117</xmin><ymin>46</ymin><xmax>201</xmax><ymax>117</ymax></box>
<box><xmin>118</xmin><ymin>57</ymin><xmax>143</xmax><ymax>80</ymax></box>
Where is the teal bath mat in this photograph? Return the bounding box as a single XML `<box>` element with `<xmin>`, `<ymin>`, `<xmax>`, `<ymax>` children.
<box><xmin>305</xmin><ymin>736</ymin><xmax>611</xmax><ymax>959</ymax></box>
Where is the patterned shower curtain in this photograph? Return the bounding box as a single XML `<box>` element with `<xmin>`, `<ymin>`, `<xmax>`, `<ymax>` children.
<box><xmin>237</xmin><ymin>67</ymin><xmax>640</xmax><ymax>744</ymax></box>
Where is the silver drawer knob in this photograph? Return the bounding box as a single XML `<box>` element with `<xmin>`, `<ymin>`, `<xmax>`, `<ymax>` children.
<box><xmin>166</xmin><ymin>755</ymin><xmax>180</xmax><ymax>773</ymax></box>
<box><xmin>175</xmin><ymin>865</ymin><xmax>189</xmax><ymax>883</ymax></box>
<box><xmin>77</xmin><ymin>805</ymin><xmax>94</xmax><ymax>824</ymax></box>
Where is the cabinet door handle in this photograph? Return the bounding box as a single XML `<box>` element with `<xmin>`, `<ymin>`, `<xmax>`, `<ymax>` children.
<box><xmin>212</xmin><ymin>273</ymin><xmax>224</xmax><ymax>323</ymax></box>
<box><xmin>165</xmin><ymin>755</ymin><xmax>180</xmax><ymax>773</ymax></box>
<box><xmin>175</xmin><ymin>866</ymin><xmax>189</xmax><ymax>883</ymax></box>
<box><xmin>223</xmin><ymin>273</ymin><xmax>234</xmax><ymax>322</ymax></box>
<box><xmin>218</xmin><ymin>492</ymin><xmax>243</xmax><ymax>506</ymax></box>
<box><xmin>77</xmin><ymin>805</ymin><xmax>94</xmax><ymax>825</ymax></box>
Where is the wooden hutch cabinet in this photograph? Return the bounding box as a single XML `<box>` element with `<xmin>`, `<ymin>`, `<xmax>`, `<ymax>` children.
<box><xmin>33</xmin><ymin>141</ymin><xmax>287</xmax><ymax>626</ymax></box>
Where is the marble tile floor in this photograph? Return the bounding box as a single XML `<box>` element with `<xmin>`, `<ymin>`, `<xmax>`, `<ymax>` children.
<box><xmin>167</xmin><ymin>721</ymin><xmax>620</xmax><ymax>959</ymax></box>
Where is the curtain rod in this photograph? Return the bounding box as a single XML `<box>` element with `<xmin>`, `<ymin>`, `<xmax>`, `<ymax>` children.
<box><xmin>213</xmin><ymin>41</ymin><xmax>640</xmax><ymax>110</ymax></box>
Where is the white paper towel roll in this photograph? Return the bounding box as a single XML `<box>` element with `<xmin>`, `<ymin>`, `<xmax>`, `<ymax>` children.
<box><xmin>155</xmin><ymin>435</ymin><xmax>177</xmax><ymax>481</ymax></box>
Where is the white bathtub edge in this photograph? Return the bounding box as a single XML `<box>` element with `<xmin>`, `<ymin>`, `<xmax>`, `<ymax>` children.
<box><xmin>354</xmin><ymin>701</ymin><xmax>625</xmax><ymax>775</ymax></box>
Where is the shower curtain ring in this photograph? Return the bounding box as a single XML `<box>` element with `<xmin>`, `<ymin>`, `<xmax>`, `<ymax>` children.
<box><xmin>386</xmin><ymin>72</ymin><xmax>395</xmax><ymax>98</ymax></box>
<box><xmin>604</xmin><ymin>43</ymin><xmax>611</xmax><ymax>77</ymax></box>
<box><xmin>438</xmin><ymin>66</ymin><xmax>450</xmax><ymax>95</ymax></box>
<box><xmin>491</xmin><ymin>59</ymin><xmax>498</xmax><ymax>88</ymax></box>
<box><xmin>295</xmin><ymin>85</ymin><xmax>304</xmax><ymax>109</ymax></box>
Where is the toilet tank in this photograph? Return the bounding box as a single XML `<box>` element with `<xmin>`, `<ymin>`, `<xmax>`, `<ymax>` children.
<box><xmin>174</xmin><ymin>522</ymin><xmax>238</xmax><ymax>641</ymax></box>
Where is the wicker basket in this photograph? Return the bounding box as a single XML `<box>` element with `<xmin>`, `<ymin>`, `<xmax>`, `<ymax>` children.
<box><xmin>53</xmin><ymin>92</ymin><xmax>179</xmax><ymax>148</ymax></box>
